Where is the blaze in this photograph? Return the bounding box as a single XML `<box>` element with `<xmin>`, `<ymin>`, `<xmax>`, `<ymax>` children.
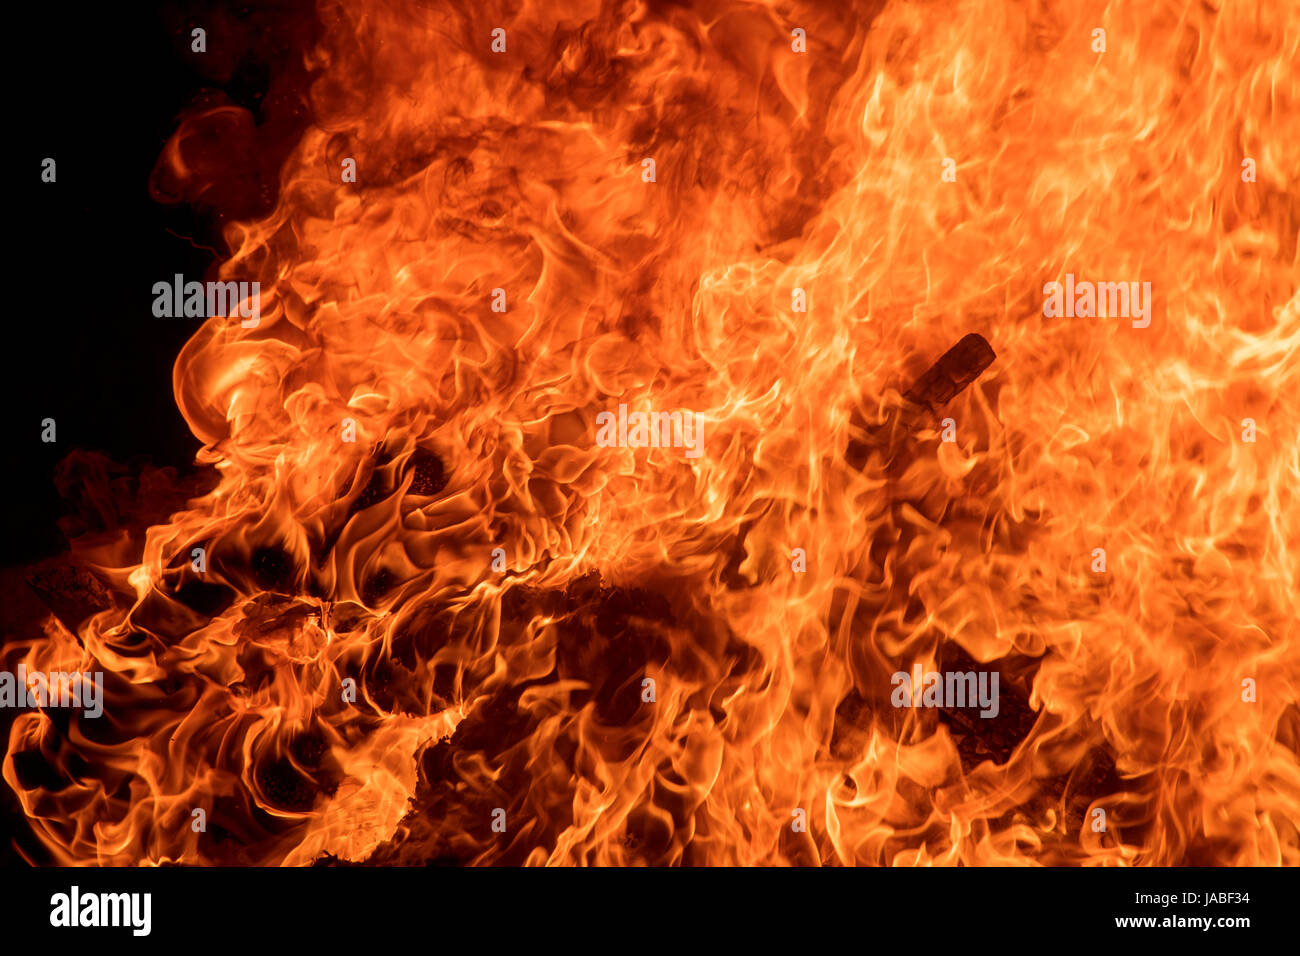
<box><xmin>4</xmin><ymin>0</ymin><xmax>1299</xmax><ymax>866</ymax></box>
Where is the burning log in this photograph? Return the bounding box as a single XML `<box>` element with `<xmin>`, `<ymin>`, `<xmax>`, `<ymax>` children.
<box><xmin>934</xmin><ymin>643</ymin><xmax>1038</xmax><ymax>770</ymax></box>
<box><xmin>845</xmin><ymin>332</ymin><xmax>996</xmax><ymax>471</ymax></box>
<box><xmin>902</xmin><ymin>333</ymin><xmax>997</xmax><ymax>415</ymax></box>
<box><xmin>23</xmin><ymin>559</ymin><xmax>111</xmax><ymax>640</ymax></box>
<box><xmin>836</xmin><ymin>333</ymin><xmax>1006</xmax><ymax>763</ymax></box>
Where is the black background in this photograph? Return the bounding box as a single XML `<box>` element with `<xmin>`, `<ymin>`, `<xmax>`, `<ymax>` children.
<box><xmin>4</xmin><ymin>864</ymin><xmax>1278</xmax><ymax>944</ymax></box>
<box><xmin>10</xmin><ymin>0</ymin><xmax>315</xmax><ymax>567</ymax></box>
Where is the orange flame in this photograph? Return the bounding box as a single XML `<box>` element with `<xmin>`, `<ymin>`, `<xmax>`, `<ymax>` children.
<box><xmin>5</xmin><ymin>0</ymin><xmax>1299</xmax><ymax>866</ymax></box>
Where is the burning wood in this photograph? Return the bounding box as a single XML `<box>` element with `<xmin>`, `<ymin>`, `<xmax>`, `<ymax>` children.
<box><xmin>902</xmin><ymin>333</ymin><xmax>997</xmax><ymax>415</ymax></box>
<box><xmin>844</xmin><ymin>332</ymin><xmax>996</xmax><ymax>471</ymax></box>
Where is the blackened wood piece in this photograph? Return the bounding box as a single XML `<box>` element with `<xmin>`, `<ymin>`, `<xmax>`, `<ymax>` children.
<box><xmin>902</xmin><ymin>333</ymin><xmax>996</xmax><ymax>414</ymax></box>
<box><xmin>844</xmin><ymin>333</ymin><xmax>996</xmax><ymax>470</ymax></box>
<box><xmin>23</xmin><ymin>559</ymin><xmax>111</xmax><ymax>640</ymax></box>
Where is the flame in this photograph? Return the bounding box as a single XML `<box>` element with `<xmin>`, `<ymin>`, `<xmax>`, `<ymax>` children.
<box><xmin>5</xmin><ymin>0</ymin><xmax>1299</xmax><ymax>867</ymax></box>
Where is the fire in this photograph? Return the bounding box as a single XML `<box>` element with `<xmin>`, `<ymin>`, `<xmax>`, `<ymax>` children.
<box><xmin>4</xmin><ymin>0</ymin><xmax>1298</xmax><ymax>866</ymax></box>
